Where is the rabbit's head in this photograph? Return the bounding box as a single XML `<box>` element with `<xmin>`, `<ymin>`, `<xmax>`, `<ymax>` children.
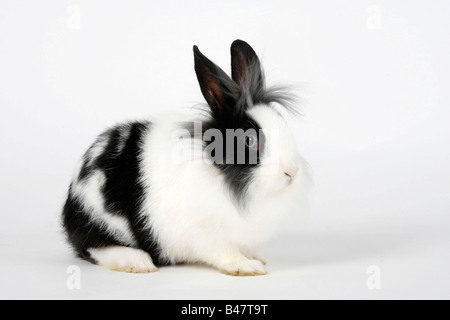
<box><xmin>193</xmin><ymin>40</ymin><xmax>308</xmax><ymax>209</ymax></box>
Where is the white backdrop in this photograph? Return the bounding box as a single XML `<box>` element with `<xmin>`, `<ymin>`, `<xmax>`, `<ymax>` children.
<box><xmin>1</xmin><ymin>0</ymin><xmax>449</xmax><ymax>299</ymax></box>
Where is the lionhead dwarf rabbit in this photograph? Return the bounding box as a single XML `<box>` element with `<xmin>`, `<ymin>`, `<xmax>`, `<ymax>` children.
<box><xmin>62</xmin><ymin>40</ymin><xmax>310</xmax><ymax>276</ymax></box>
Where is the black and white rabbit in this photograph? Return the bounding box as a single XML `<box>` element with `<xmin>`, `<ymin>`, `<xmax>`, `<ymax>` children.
<box><xmin>62</xmin><ymin>40</ymin><xmax>310</xmax><ymax>276</ymax></box>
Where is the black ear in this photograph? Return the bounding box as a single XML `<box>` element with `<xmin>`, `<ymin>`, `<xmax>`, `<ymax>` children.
<box><xmin>193</xmin><ymin>45</ymin><xmax>236</xmax><ymax>116</ymax></box>
<box><xmin>230</xmin><ymin>40</ymin><xmax>263</xmax><ymax>89</ymax></box>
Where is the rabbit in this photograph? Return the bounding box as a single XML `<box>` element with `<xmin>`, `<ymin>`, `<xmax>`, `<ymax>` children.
<box><xmin>62</xmin><ymin>39</ymin><xmax>310</xmax><ymax>276</ymax></box>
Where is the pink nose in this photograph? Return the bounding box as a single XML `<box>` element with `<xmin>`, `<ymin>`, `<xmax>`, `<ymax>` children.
<box><xmin>284</xmin><ymin>172</ymin><xmax>293</xmax><ymax>183</ymax></box>
<box><xmin>284</xmin><ymin>167</ymin><xmax>299</xmax><ymax>180</ymax></box>
<box><xmin>284</xmin><ymin>167</ymin><xmax>298</xmax><ymax>184</ymax></box>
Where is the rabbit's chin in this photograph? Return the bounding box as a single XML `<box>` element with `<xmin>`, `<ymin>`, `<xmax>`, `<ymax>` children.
<box><xmin>262</xmin><ymin>174</ymin><xmax>295</xmax><ymax>193</ymax></box>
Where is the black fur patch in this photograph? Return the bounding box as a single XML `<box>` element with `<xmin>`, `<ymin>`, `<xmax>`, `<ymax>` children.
<box><xmin>182</xmin><ymin>115</ymin><xmax>265</xmax><ymax>209</ymax></box>
<box><xmin>62</xmin><ymin>121</ymin><xmax>168</xmax><ymax>266</ymax></box>
<box><xmin>96</xmin><ymin>123</ymin><xmax>143</xmax><ymax>217</ymax></box>
<box><xmin>208</xmin><ymin>115</ymin><xmax>265</xmax><ymax>209</ymax></box>
<box><xmin>62</xmin><ymin>189</ymin><xmax>124</xmax><ymax>263</ymax></box>
<box><xmin>96</xmin><ymin>121</ymin><xmax>166</xmax><ymax>265</ymax></box>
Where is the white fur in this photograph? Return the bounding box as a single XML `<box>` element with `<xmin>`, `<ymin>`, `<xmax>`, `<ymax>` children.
<box><xmin>87</xmin><ymin>134</ymin><xmax>109</xmax><ymax>166</ymax></box>
<box><xmin>88</xmin><ymin>246</ymin><xmax>157</xmax><ymax>273</ymax></box>
<box><xmin>116</xmin><ymin>124</ymin><xmax>132</xmax><ymax>153</ymax></box>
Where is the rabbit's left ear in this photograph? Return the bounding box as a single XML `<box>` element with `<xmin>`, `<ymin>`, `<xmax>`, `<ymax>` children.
<box><xmin>230</xmin><ymin>40</ymin><xmax>263</xmax><ymax>91</ymax></box>
<box><xmin>194</xmin><ymin>45</ymin><xmax>237</xmax><ymax>117</ymax></box>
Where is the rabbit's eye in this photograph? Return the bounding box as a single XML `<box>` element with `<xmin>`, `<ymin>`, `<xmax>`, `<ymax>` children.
<box><xmin>244</xmin><ymin>134</ymin><xmax>258</xmax><ymax>150</ymax></box>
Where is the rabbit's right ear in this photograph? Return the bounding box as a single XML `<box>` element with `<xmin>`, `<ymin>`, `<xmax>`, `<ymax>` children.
<box><xmin>193</xmin><ymin>45</ymin><xmax>236</xmax><ymax>116</ymax></box>
<box><xmin>230</xmin><ymin>40</ymin><xmax>263</xmax><ymax>88</ymax></box>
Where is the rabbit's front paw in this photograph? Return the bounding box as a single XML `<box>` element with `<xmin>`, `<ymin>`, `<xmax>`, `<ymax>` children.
<box><xmin>220</xmin><ymin>259</ymin><xmax>267</xmax><ymax>276</ymax></box>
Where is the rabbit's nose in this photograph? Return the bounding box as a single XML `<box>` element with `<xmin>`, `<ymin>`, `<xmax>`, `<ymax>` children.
<box><xmin>284</xmin><ymin>166</ymin><xmax>299</xmax><ymax>182</ymax></box>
